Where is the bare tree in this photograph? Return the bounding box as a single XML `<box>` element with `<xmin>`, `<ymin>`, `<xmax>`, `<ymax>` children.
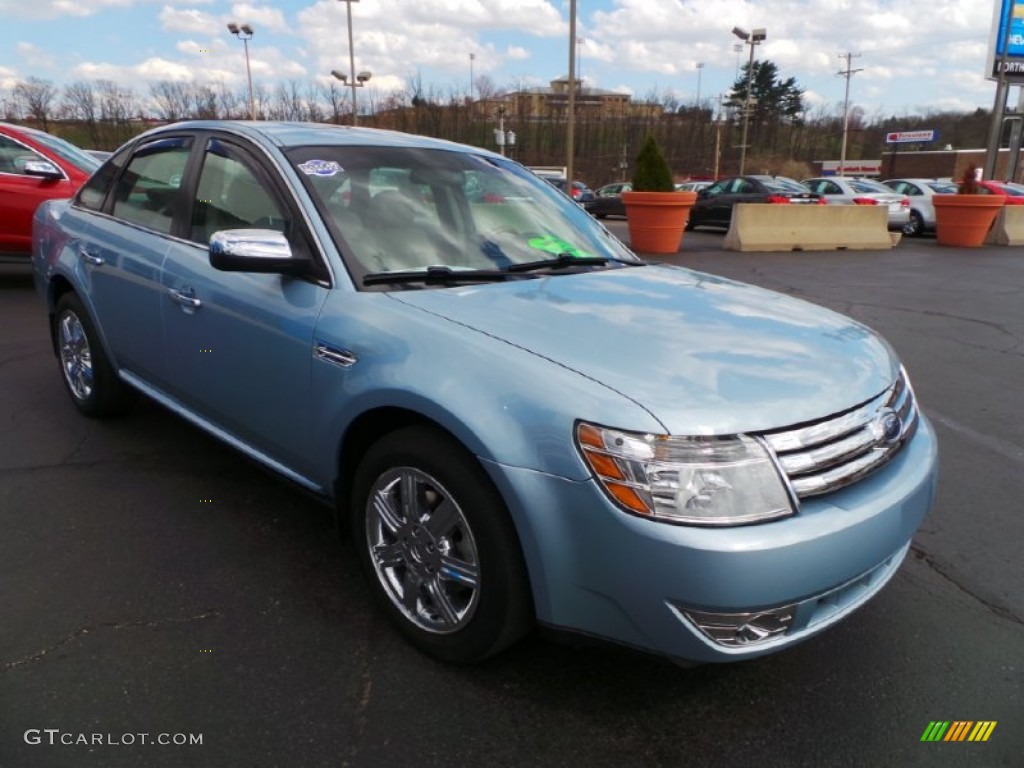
<box><xmin>253</xmin><ymin>82</ymin><xmax>271</xmax><ymax>120</ymax></box>
<box><xmin>97</xmin><ymin>80</ymin><xmax>137</xmax><ymax>145</ymax></box>
<box><xmin>14</xmin><ymin>77</ymin><xmax>58</xmax><ymax>131</ymax></box>
<box><xmin>321</xmin><ymin>80</ymin><xmax>348</xmax><ymax>124</ymax></box>
<box><xmin>150</xmin><ymin>80</ymin><xmax>193</xmax><ymax>121</ymax></box>
<box><xmin>62</xmin><ymin>81</ymin><xmax>100</xmax><ymax>145</ymax></box>
<box><xmin>215</xmin><ymin>80</ymin><xmax>243</xmax><ymax>119</ymax></box>
<box><xmin>304</xmin><ymin>81</ymin><xmax>325</xmax><ymax>123</ymax></box>
<box><xmin>193</xmin><ymin>84</ymin><xmax>219</xmax><ymax>119</ymax></box>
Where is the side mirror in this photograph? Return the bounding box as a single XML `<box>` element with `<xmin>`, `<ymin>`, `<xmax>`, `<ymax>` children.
<box><xmin>22</xmin><ymin>159</ymin><xmax>64</xmax><ymax>180</ymax></box>
<box><xmin>697</xmin><ymin>188</ymin><xmax>710</xmax><ymax>199</ymax></box>
<box><xmin>209</xmin><ymin>229</ymin><xmax>308</xmax><ymax>275</ymax></box>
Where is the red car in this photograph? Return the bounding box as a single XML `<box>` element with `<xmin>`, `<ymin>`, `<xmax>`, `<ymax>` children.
<box><xmin>976</xmin><ymin>179</ymin><xmax>1024</xmax><ymax>205</ymax></box>
<box><xmin>0</xmin><ymin>122</ymin><xmax>99</xmax><ymax>260</ymax></box>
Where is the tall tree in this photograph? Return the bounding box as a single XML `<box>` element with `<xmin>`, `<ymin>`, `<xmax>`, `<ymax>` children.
<box><xmin>729</xmin><ymin>60</ymin><xmax>805</xmax><ymax>155</ymax></box>
<box><xmin>14</xmin><ymin>77</ymin><xmax>57</xmax><ymax>131</ymax></box>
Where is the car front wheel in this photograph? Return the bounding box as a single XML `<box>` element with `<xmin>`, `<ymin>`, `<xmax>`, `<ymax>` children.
<box><xmin>904</xmin><ymin>210</ymin><xmax>924</xmax><ymax>237</ymax></box>
<box><xmin>54</xmin><ymin>293</ymin><xmax>134</xmax><ymax>417</ymax></box>
<box><xmin>351</xmin><ymin>425</ymin><xmax>533</xmax><ymax>662</ymax></box>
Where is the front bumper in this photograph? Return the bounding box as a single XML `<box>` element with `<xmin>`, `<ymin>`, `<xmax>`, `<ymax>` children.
<box><xmin>485</xmin><ymin>414</ymin><xmax>938</xmax><ymax>663</ymax></box>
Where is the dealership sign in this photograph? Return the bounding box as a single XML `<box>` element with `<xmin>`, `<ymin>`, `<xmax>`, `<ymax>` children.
<box><xmin>987</xmin><ymin>0</ymin><xmax>1024</xmax><ymax>81</ymax></box>
<box><xmin>885</xmin><ymin>130</ymin><xmax>937</xmax><ymax>144</ymax></box>
<box><xmin>821</xmin><ymin>160</ymin><xmax>882</xmax><ymax>175</ymax></box>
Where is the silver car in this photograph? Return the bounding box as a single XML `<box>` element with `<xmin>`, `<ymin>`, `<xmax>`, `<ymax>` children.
<box><xmin>802</xmin><ymin>177</ymin><xmax>910</xmax><ymax>231</ymax></box>
<box><xmin>881</xmin><ymin>178</ymin><xmax>958</xmax><ymax>236</ymax></box>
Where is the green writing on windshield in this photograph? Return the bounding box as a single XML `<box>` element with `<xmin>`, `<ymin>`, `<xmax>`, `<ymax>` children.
<box><xmin>527</xmin><ymin>234</ymin><xmax>593</xmax><ymax>259</ymax></box>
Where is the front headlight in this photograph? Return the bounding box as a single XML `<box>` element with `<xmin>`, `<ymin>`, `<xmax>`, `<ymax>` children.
<box><xmin>576</xmin><ymin>422</ymin><xmax>795</xmax><ymax>526</ymax></box>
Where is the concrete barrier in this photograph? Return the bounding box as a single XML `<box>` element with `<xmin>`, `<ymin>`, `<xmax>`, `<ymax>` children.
<box><xmin>722</xmin><ymin>204</ymin><xmax>893</xmax><ymax>252</ymax></box>
<box><xmin>984</xmin><ymin>205</ymin><xmax>1024</xmax><ymax>245</ymax></box>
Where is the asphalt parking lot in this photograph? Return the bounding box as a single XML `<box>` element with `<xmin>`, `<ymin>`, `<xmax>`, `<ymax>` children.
<box><xmin>2</xmin><ymin>230</ymin><xmax>1022</xmax><ymax>768</ymax></box>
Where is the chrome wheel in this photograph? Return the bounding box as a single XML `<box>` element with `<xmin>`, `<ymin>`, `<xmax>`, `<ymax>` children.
<box><xmin>58</xmin><ymin>310</ymin><xmax>93</xmax><ymax>402</ymax></box>
<box><xmin>365</xmin><ymin>467</ymin><xmax>481</xmax><ymax>634</ymax></box>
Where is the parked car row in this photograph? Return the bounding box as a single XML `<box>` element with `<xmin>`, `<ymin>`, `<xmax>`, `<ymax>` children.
<box><xmin>574</xmin><ymin>172</ymin><xmax>1021</xmax><ymax>239</ymax></box>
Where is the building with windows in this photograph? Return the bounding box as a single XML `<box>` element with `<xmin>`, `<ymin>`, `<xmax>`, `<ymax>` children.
<box><xmin>473</xmin><ymin>77</ymin><xmax>662</xmax><ymax>122</ymax></box>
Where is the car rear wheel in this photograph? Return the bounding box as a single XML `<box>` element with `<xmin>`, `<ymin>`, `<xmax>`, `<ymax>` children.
<box><xmin>54</xmin><ymin>294</ymin><xmax>134</xmax><ymax>417</ymax></box>
<box><xmin>351</xmin><ymin>425</ymin><xmax>533</xmax><ymax>662</ymax></box>
<box><xmin>904</xmin><ymin>210</ymin><xmax>924</xmax><ymax>237</ymax></box>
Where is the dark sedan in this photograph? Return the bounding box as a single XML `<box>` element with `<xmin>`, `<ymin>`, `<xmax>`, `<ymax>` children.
<box><xmin>687</xmin><ymin>175</ymin><xmax>823</xmax><ymax>231</ymax></box>
<box><xmin>544</xmin><ymin>177</ymin><xmax>595</xmax><ymax>204</ymax></box>
<box><xmin>584</xmin><ymin>182</ymin><xmax>631</xmax><ymax>218</ymax></box>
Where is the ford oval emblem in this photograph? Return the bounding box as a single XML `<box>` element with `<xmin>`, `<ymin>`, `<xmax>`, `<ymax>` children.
<box><xmin>871</xmin><ymin>407</ymin><xmax>902</xmax><ymax>445</ymax></box>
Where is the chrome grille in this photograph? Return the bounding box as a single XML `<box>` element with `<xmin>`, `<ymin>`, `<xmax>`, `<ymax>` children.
<box><xmin>761</xmin><ymin>370</ymin><xmax>918</xmax><ymax>498</ymax></box>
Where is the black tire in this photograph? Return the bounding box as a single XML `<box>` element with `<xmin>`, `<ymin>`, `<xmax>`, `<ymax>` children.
<box><xmin>53</xmin><ymin>293</ymin><xmax>135</xmax><ymax>418</ymax></box>
<box><xmin>685</xmin><ymin>217</ymin><xmax>696</xmax><ymax>231</ymax></box>
<box><xmin>904</xmin><ymin>210</ymin><xmax>924</xmax><ymax>237</ymax></box>
<box><xmin>350</xmin><ymin>425</ymin><xmax>533</xmax><ymax>662</ymax></box>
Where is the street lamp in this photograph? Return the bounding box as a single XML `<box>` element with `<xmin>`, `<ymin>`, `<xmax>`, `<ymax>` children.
<box><xmin>493</xmin><ymin>105</ymin><xmax>516</xmax><ymax>156</ymax></box>
<box><xmin>331</xmin><ymin>68</ymin><xmax>372</xmax><ymax>125</ymax></box>
<box><xmin>695</xmin><ymin>61</ymin><xmax>705</xmax><ymax>107</ymax></box>
<box><xmin>732</xmin><ymin>26</ymin><xmax>766</xmax><ymax>175</ymax></box>
<box><xmin>227</xmin><ymin>22</ymin><xmax>255</xmax><ymax>120</ymax></box>
<box><xmin>336</xmin><ymin>0</ymin><xmax>368</xmax><ymax>126</ymax></box>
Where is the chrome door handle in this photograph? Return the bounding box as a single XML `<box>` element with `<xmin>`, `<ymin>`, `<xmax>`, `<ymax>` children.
<box><xmin>167</xmin><ymin>287</ymin><xmax>202</xmax><ymax>309</ymax></box>
<box><xmin>80</xmin><ymin>246</ymin><xmax>104</xmax><ymax>266</ymax></box>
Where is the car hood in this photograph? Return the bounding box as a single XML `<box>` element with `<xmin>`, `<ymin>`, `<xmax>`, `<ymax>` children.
<box><xmin>390</xmin><ymin>265</ymin><xmax>898</xmax><ymax>435</ymax></box>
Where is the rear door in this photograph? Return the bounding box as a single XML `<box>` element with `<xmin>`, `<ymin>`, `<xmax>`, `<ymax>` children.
<box><xmin>74</xmin><ymin>137</ymin><xmax>194</xmax><ymax>380</ymax></box>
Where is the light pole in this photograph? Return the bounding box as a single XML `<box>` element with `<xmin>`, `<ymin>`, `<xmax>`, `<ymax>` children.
<box><xmin>227</xmin><ymin>22</ymin><xmax>255</xmax><ymax>120</ymax></box>
<box><xmin>696</xmin><ymin>62</ymin><xmax>705</xmax><ymax>107</ymax></box>
<box><xmin>732</xmin><ymin>26</ymin><xmax>766</xmax><ymax>175</ymax></box>
<box><xmin>837</xmin><ymin>52</ymin><xmax>863</xmax><ymax>176</ymax></box>
<box><xmin>566</xmin><ymin>0</ymin><xmax>577</xmax><ymax>190</ymax></box>
<box><xmin>337</xmin><ymin>0</ymin><xmax>365</xmax><ymax>126</ymax></box>
<box><xmin>331</xmin><ymin>68</ymin><xmax>371</xmax><ymax>126</ymax></box>
<box><xmin>494</xmin><ymin>106</ymin><xmax>516</xmax><ymax>156</ymax></box>
<box><xmin>469</xmin><ymin>52</ymin><xmax>475</xmax><ymax>103</ymax></box>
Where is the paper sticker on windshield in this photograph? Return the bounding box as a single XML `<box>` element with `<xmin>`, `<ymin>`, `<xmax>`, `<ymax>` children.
<box><xmin>298</xmin><ymin>159</ymin><xmax>344</xmax><ymax>177</ymax></box>
<box><xmin>527</xmin><ymin>234</ymin><xmax>593</xmax><ymax>259</ymax></box>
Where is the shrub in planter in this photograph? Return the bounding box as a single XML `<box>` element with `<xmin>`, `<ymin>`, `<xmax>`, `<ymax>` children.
<box><xmin>621</xmin><ymin>135</ymin><xmax>696</xmax><ymax>254</ymax></box>
<box><xmin>933</xmin><ymin>164</ymin><xmax>1004</xmax><ymax>247</ymax></box>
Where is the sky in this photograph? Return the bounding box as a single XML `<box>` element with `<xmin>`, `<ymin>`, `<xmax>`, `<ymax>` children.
<box><xmin>0</xmin><ymin>0</ymin><xmax>1011</xmax><ymax>120</ymax></box>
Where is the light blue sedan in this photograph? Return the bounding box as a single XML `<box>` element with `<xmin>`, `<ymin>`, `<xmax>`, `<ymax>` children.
<box><xmin>32</xmin><ymin>122</ymin><xmax>937</xmax><ymax>664</ymax></box>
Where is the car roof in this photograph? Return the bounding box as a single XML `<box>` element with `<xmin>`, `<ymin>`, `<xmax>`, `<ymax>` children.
<box><xmin>135</xmin><ymin>120</ymin><xmax>495</xmax><ymax>155</ymax></box>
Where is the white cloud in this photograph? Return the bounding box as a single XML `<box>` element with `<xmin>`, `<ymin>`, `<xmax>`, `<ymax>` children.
<box><xmin>15</xmin><ymin>43</ymin><xmax>56</xmax><ymax>70</ymax></box>
<box><xmin>229</xmin><ymin>3</ymin><xmax>289</xmax><ymax>34</ymax></box>
<box><xmin>160</xmin><ymin>6</ymin><xmax>220</xmax><ymax>35</ymax></box>
<box><xmin>0</xmin><ymin>0</ymin><xmax>131</xmax><ymax>19</ymax></box>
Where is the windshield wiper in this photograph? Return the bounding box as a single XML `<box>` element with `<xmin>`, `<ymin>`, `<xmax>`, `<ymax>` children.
<box><xmin>504</xmin><ymin>253</ymin><xmax>633</xmax><ymax>273</ymax></box>
<box><xmin>363</xmin><ymin>265</ymin><xmax>529</xmax><ymax>286</ymax></box>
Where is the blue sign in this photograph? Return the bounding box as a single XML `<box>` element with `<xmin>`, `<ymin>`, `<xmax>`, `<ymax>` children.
<box><xmin>989</xmin><ymin>0</ymin><xmax>1024</xmax><ymax>79</ymax></box>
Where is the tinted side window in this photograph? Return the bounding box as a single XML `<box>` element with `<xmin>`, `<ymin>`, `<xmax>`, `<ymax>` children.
<box><xmin>189</xmin><ymin>139</ymin><xmax>287</xmax><ymax>245</ymax></box>
<box><xmin>111</xmin><ymin>138</ymin><xmax>192</xmax><ymax>234</ymax></box>
<box><xmin>77</xmin><ymin>147</ymin><xmax>130</xmax><ymax>212</ymax></box>
<box><xmin>0</xmin><ymin>135</ymin><xmax>47</xmax><ymax>176</ymax></box>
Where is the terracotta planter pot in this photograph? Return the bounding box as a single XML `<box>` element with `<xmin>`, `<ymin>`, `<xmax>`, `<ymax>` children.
<box><xmin>932</xmin><ymin>194</ymin><xmax>1005</xmax><ymax>247</ymax></box>
<box><xmin>622</xmin><ymin>190</ymin><xmax>698</xmax><ymax>254</ymax></box>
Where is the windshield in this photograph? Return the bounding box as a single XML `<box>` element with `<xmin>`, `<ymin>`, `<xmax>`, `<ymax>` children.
<box><xmin>20</xmin><ymin>127</ymin><xmax>101</xmax><ymax>174</ymax></box>
<box><xmin>848</xmin><ymin>179</ymin><xmax>893</xmax><ymax>194</ymax></box>
<box><xmin>926</xmin><ymin>181</ymin><xmax>957</xmax><ymax>193</ymax></box>
<box><xmin>759</xmin><ymin>177</ymin><xmax>809</xmax><ymax>193</ymax></box>
<box><xmin>287</xmin><ymin>146</ymin><xmax>639</xmax><ymax>286</ymax></box>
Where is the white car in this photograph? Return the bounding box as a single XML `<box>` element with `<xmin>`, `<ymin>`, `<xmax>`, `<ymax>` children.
<box><xmin>802</xmin><ymin>177</ymin><xmax>911</xmax><ymax>232</ymax></box>
<box><xmin>880</xmin><ymin>178</ymin><xmax>958</xmax><ymax>236</ymax></box>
